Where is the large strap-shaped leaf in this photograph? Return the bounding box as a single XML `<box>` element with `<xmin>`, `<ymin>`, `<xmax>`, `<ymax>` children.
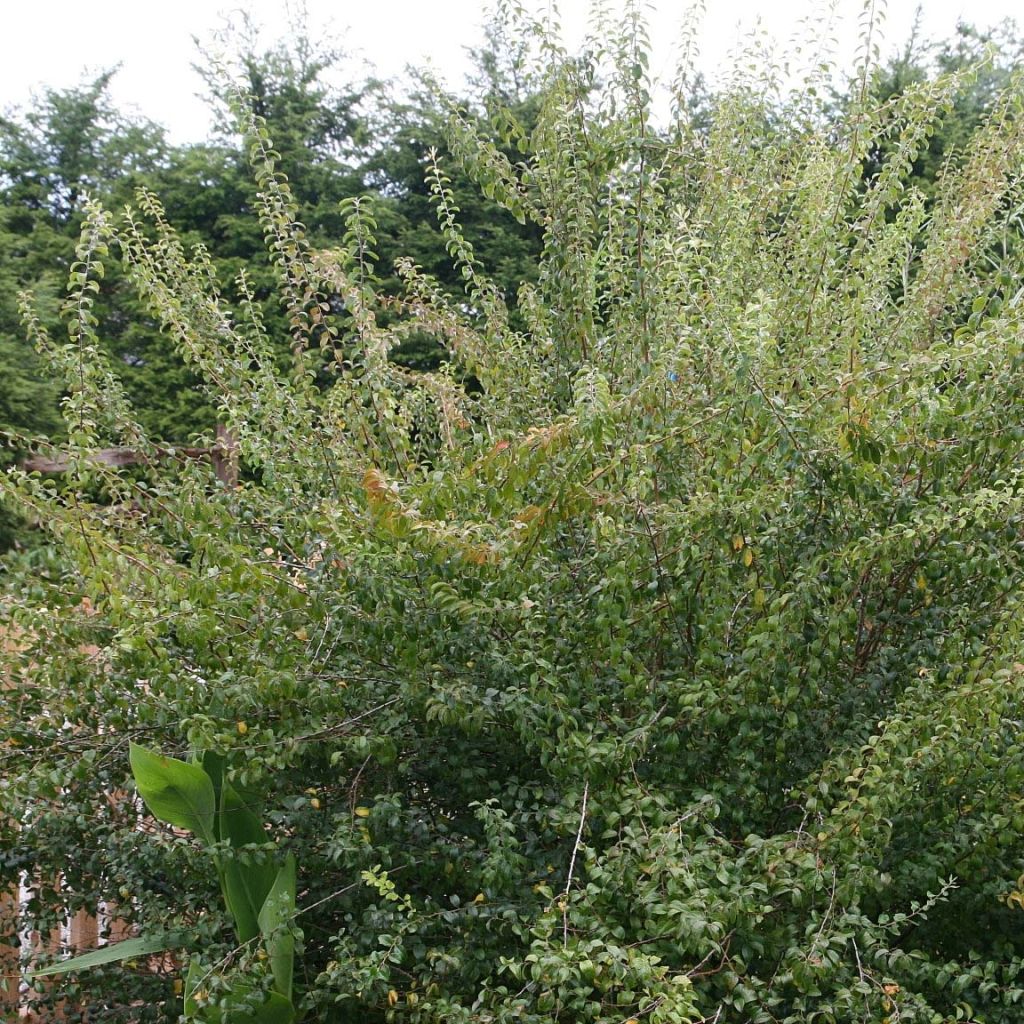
<box><xmin>201</xmin><ymin>751</ymin><xmax>226</xmax><ymax>841</ymax></box>
<box><xmin>221</xmin><ymin>990</ymin><xmax>295</xmax><ymax>1024</ymax></box>
<box><xmin>184</xmin><ymin>959</ymin><xmax>203</xmax><ymax>1017</ymax></box>
<box><xmin>130</xmin><ymin>742</ymin><xmax>216</xmax><ymax>845</ymax></box>
<box><xmin>31</xmin><ymin>934</ymin><xmax>181</xmax><ymax>977</ymax></box>
<box><xmin>219</xmin><ymin>780</ymin><xmax>276</xmax><ymax>943</ymax></box>
<box><xmin>220</xmin><ymin>778</ymin><xmax>270</xmax><ymax>849</ymax></box>
<box><xmin>185</xmin><ymin>961</ymin><xmax>295</xmax><ymax>1024</ymax></box>
<box><xmin>257</xmin><ymin>853</ymin><xmax>296</xmax><ymax>1000</ymax></box>
<box><xmin>243</xmin><ymin>991</ymin><xmax>296</xmax><ymax>1024</ymax></box>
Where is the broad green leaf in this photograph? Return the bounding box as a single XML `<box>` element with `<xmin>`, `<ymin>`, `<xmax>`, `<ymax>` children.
<box><xmin>221</xmin><ymin>778</ymin><xmax>270</xmax><ymax>848</ymax></box>
<box><xmin>130</xmin><ymin>742</ymin><xmax>217</xmax><ymax>845</ymax></box>
<box><xmin>31</xmin><ymin>934</ymin><xmax>181</xmax><ymax>977</ymax></box>
<box><xmin>257</xmin><ymin>853</ymin><xmax>296</xmax><ymax>1000</ymax></box>
<box><xmin>185</xmin><ymin>965</ymin><xmax>295</xmax><ymax>1024</ymax></box>
<box><xmin>231</xmin><ymin>990</ymin><xmax>295</xmax><ymax>1024</ymax></box>
<box><xmin>206</xmin><ymin>990</ymin><xmax>294</xmax><ymax>1024</ymax></box>
<box><xmin>201</xmin><ymin>750</ymin><xmax>226</xmax><ymax>840</ymax></box>
<box><xmin>219</xmin><ymin>780</ymin><xmax>275</xmax><ymax>943</ymax></box>
<box><xmin>183</xmin><ymin>958</ymin><xmax>203</xmax><ymax>1017</ymax></box>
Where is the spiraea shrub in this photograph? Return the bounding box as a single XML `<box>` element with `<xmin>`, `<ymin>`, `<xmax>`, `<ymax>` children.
<box><xmin>5</xmin><ymin>2</ymin><xmax>1024</xmax><ymax>1021</ymax></box>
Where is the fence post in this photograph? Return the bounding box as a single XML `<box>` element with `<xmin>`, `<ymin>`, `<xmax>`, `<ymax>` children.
<box><xmin>211</xmin><ymin>425</ymin><xmax>239</xmax><ymax>487</ymax></box>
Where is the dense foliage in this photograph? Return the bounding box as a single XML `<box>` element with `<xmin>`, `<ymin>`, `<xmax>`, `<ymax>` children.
<box><xmin>0</xmin><ymin>20</ymin><xmax>542</xmax><ymax>475</ymax></box>
<box><xmin>5</xmin><ymin>4</ymin><xmax>1024</xmax><ymax>1023</ymax></box>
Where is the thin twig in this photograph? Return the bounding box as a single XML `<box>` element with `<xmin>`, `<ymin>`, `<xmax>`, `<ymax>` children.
<box><xmin>562</xmin><ymin>780</ymin><xmax>590</xmax><ymax>948</ymax></box>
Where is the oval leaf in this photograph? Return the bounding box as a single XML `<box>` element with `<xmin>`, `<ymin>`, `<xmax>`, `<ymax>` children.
<box><xmin>130</xmin><ymin>742</ymin><xmax>216</xmax><ymax>845</ymax></box>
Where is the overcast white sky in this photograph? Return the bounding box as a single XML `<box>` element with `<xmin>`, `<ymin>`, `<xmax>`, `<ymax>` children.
<box><xmin>1</xmin><ymin>0</ymin><xmax>1020</xmax><ymax>142</ymax></box>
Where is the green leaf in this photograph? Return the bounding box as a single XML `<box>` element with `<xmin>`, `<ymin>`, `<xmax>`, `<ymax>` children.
<box><xmin>210</xmin><ymin>989</ymin><xmax>294</xmax><ymax>1024</ymax></box>
<box><xmin>201</xmin><ymin>750</ymin><xmax>226</xmax><ymax>840</ymax></box>
<box><xmin>219</xmin><ymin>780</ymin><xmax>276</xmax><ymax>943</ymax></box>
<box><xmin>238</xmin><ymin>991</ymin><xmax>295</xmax><ymax>1024</ymax></box>
<box><xmin>31</xmin><ymin>934</ymin><xmax>181</xmax><ymax>977</ymax></box>
<box><xmin>130</xmin><ymin>742</ymin><xmax>217</xmax><ymax>845</ymax></box>
<box><xmin>220</xmin><ymin>778</ymin><xmax>270</xmax><ymax>848</ymax></box>
<box><xmin>185</xmin><ymin>964</ymin><xmax>295</xmax><ymax>1024</ymax></box>
<box><xmin>184</xmin><ymin>959</ymin><xmax>203</xmax><ymax>1017</ymax></box>
<box><xmin>258</xmin><ymin>853</ymin><xmax>296</xmax><ymax>1000</ymax></box>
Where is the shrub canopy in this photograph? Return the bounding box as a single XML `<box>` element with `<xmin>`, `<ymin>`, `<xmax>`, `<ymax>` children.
<box><xmin>4</xmin><ymin>5</ymin><xmax>1024</xmax><ymax>1023</ymax></box>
